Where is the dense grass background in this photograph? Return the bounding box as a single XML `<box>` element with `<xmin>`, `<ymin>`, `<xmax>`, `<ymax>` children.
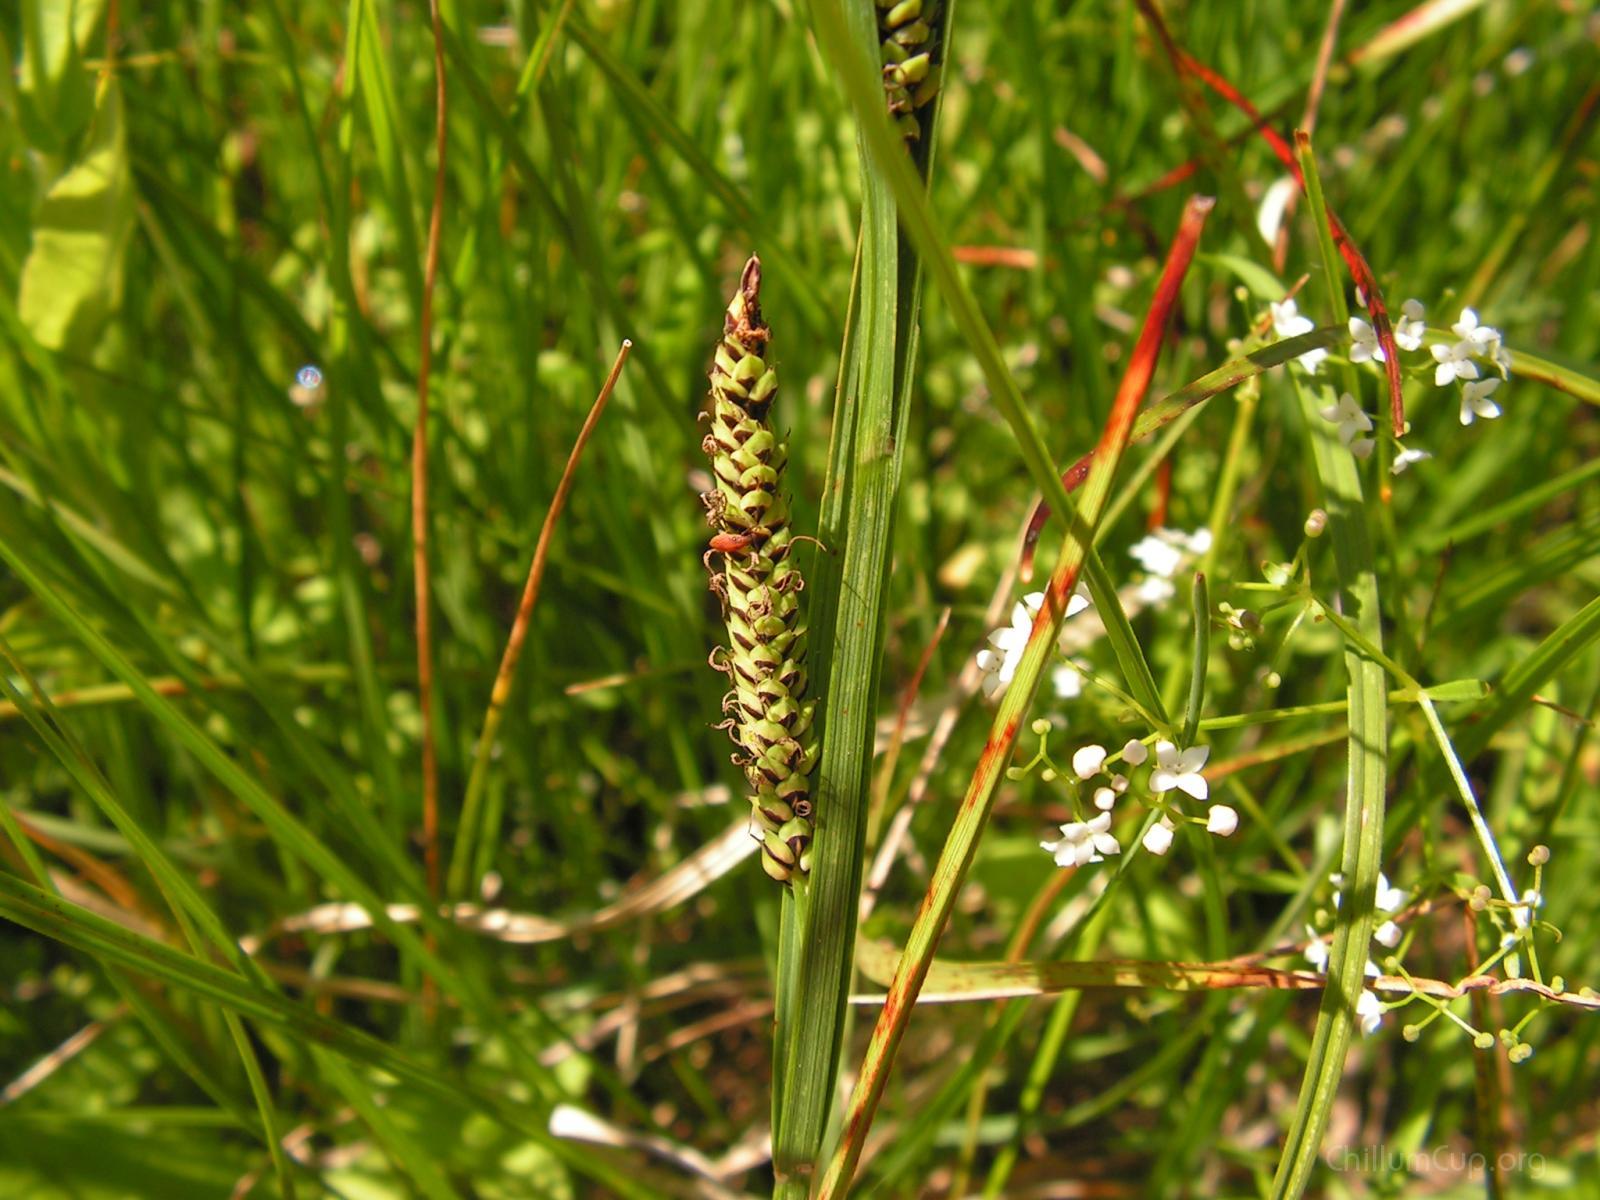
<box><xmin>2</xmin><ymin>1</ymin><xmax>1598</xmax><ymax>1196</ymax></box>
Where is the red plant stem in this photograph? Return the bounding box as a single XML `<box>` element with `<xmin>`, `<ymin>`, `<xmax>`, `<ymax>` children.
<box><xmin>1150</xmin><ymin>455</ymin><xmax>1173</xmax><ymax>530</ymax></box>
<box><xmin>1134</xmin><ymin>0</ymin><xmax>1406</xmax><ymax>435</ymax></box>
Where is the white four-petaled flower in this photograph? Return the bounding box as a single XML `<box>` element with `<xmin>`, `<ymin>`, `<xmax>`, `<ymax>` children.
<box><xmin>1393</xmin><ymin>299</ymin><xmax>1426</xmax><ymax>351</ymax></box>
<box><xmin>1271</xmin><ymin>298</ymin><xmax>1312</xmax><ymax>339</ymax></box>
<box><xmin>1431</xmin><ymin>338</ymin><xmax>1482</xmax><ymax>386</ymax></box>
<box><xmin>1391</xmin><ymin>444</ymin><xmax>1432</xmax><ymax>475</ymax></box>
<box><xmin>1459</xmin><ymin>377</ymin><xmax>1502</xmax><ymax>425</ymax></box>
<box><xmin>1451</xmin><ymin>307</ymin><xmax>1500</xmax><ymax>352</ymax></box>
<box><xmin>1151</xmin><ymin>741</ymin><xmax>1209</xmax><ymax>800</ymax></box>
<box><xmin>1271</xmin><ymin>297</ymin><xmax>1327</xmax><ymax>374</ymax></box>
<box><xmin>976</xmin><ymin>593</ymin><xmax>1044</xmax><ymax>699</ymax></box>
<box><xmin>1318</xmin><ymin>393</ymin><xmax>1374</xmax><ymax>459</ymax></box>
<box><xmin>1348</xmin><ymin>316</ymin><xmax>1385</xmax><ymax>364</ymax></box>
<box><xmin>1041</xmin><ymin>812</ymin><xmax>1122</xmax><ymax>867</ymax></box>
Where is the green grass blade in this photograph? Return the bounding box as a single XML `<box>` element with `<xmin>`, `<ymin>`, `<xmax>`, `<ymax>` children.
<box><xmin>1269</xmin><ymin>133</ymin><xmax>1389</xmax><ymax>1200</ymax></box>
<box><xmin>770</xmin><ymin>3</ymin><xmax>904</xmax><ymax>1192</ymax></box>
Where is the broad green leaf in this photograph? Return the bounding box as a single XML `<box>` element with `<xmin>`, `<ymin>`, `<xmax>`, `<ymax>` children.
<box><xmin>17</xmin><ymin>76</ymin><xmax>133</xmax><ymax>350</ymax></box>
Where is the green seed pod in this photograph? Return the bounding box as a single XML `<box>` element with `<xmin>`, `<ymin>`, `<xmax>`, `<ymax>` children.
<box><xmin>703</xmin><ymin>258</ymin><xmax>817</xmax><ymax>884</ymax></box>
<box><xmin>877</xmin><ymin>0</ymin><xmax>942</xmax><ymax>143</ymax></box>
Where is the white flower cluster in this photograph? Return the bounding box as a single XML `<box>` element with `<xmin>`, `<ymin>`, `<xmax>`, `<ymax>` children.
<box><xmin>1304</xmin><ymin>870</ymin><xmax>1409</xmax><ymax>1035</ymax></box>
<box><xmin>1280</xmin><ymin>298</ymin><xmax>1512</xmax><ymax>475</ymax></box>
<box><xmin>975</xmin><ymin>530</ymin><xmax>1212</xmax><ymax>706</ymax></box>
<box><xmin>1039</xmin><ymin>737</ymin><xmax>1237</xmax><ymax>869</ymax></box>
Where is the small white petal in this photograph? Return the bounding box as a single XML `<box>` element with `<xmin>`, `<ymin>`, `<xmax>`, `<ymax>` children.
<box><xmin>1142</xmin><ymin>817</ymin><xmax>1176</xmax><ymax>856</ymax></box>
<box><xmin>1347</xmin><ymin>316</ymin><xmax>1384</xmax><ymax>364</ymax></box>
<box><xmin>1376</xmin><ymin>873</ymin><xmax>1406</xmax><ymax>913</ymax></box>
<box><xmin>1175</xmin><ymin>772</ymin><xmax>1209</xmax><ymax>801</ymax></box>
<box><xmin>1121</xmin><ymin>739</ymin><xmax>1149</xmax><ymax>766</ymax></box>
<box><xmin>1391</xmin><ymin>445</ymin><xmax>1431</xmax><ymax>475</ymax></box>
<box><xmin>1357</xmin><ymin>989</ymin><xmax>1384</xmax><ymax>1036</ymax></box>
<box><xmin>1374</xmin><ymin>920</ymin><xmax>1402</xmax><ymax>948</ymax></box>
<box><xmin>1177</xmin><ymin>746</ymin><xmax>1210</xmax><ymax>773</ymax></box>
<box><xmin>1072</xmin><ymin>744</ymin><xmax>1108</xmax><ymax>779</ymax></box>
<box><xmin>1257</xmin><ymin>176</ymin><xmax>1298</xmax><ymax>244</ymax></box>
<box><xmin>1154</xmin><ymin>740</ymin><xmax>1179</xmax><ymax>769</ymax></box>
<box><xmin>1350</xmin><ymin>437</ymin><xmax>1375</xmax><ymax>460</ymax></box>
<box><xmin>990</xmin><ymin>627</ymin><xmax>1026</xmax><ymax>652</ymax></box>
<box><xmin>1092</xmin><ymin>830</ymin><xmax>1122</xmax><ymax>857</ymax></box>
<box><xmin>1150</xmin><ymin>769</ymin><xmax>1180</xmax><ymax>794</ymax></box>
<box><xmin>1304</xmin><ymin>926</ymin><xmax>1330</xmax><ymax>973</ymax></box>
<box><xmin>1295</xmin><ymin>347</ymin><xmax>1328</xmax><ymax>374</ymax></box>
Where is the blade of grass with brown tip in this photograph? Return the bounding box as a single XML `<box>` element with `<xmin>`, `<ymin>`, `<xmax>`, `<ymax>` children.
<box><xmin>449</xmin><ymin>340</ymin><xmax>631</xmax><ymax>900</ymax></box>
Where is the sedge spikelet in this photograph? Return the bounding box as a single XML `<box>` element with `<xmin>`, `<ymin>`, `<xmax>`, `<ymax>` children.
<box><xmin>702</xmin><ymin>257</ymin><xmax>817</xmax><ymax>884</ymax></box>
<box><xmin>878</xmin><ymin>0</ymin><xmax>943</xmax><ymax>143</ymax></box>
